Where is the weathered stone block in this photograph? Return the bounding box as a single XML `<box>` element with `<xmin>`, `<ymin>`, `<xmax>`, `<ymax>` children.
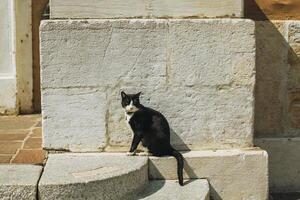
<box><xmin>41</xmin><ymin>20</ymin><xmax>167</xmax><ymax>89</ymax></box>
<box><xmin>41</xmin><ymin>19</ymin><xmax>255</xmax><ymax>151</ymax></box>
<box><xmin>38</xmin><ymin>153</ymin><xmax>148</xmax><ymax>200</ymax></box>
<box><xmin>149</xmin><ymin>149</ymin><xmax>268</xmax><ymax>200</ymax></box>
<box><xmin>108</xmin><ymin>86</ymin><xmax>253</xmax><ymax>150</ymax></box>
<box><xmin>42</xmin><ymin>88</ymin><xmax>107</xmax><ymax>151</ymax></box>
<box><xmin>50</xmin><ymin>0</ymin><xmax>244</xmax><ymax>19</ymax></box>
<box><xmin>168</xmin><ymin>19</ymin><xmax>255</xmax><ymax>87</ymax></box>
<box><xmin>255</xmin><ymin>137</ymin><xmax>300</xmax><ymax>192</ymax></box>
<box><xmin>0</xmin><ymin>165</ymin><xmax>42</xmax><ymax>200</ymax></box>
<box><xmin>136</xmin><ymin>179</ymin><xmax>210</xmax><ymax>200</ymax></box>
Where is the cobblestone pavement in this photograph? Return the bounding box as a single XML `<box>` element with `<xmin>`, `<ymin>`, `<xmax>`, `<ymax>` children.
<box><xmin>0</xmin><ymin>114</ymin><xmax>46</xmax><ymax>164</ymax></box>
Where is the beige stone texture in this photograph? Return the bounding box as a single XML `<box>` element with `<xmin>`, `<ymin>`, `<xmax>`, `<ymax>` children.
<box><xmin>149</xmin><ymin>149</ymin><xmax>268</xmax><ymax>200</ymax></box>
<box><xmin>0</xmin><ymin>115</ymin><xmax>40</xmax><ymax>130</ymax></box>
<box><xmin>136</xmin><ymin>179</ymin><xmax>210</xmax><ymax>200</ymax></box>
<box><xmin>23</xmin><ymin>137</ymin><xmax>42</xmax><ymax>149</ymax></box>
<box><xmin>0</xmin><ymin>165</ymin><xmax>43</xmax><ymax>200</ymax></box>
<box><xmin>0</xmin><ymin>154</ymin><xmax>13</xmax><ymax>163</ymax></box>
<box><xmin>40</xmin><ymin>19</ymin><xmax>255</xmax><ymax>151</ymax></box>
<box><xmin>38</xmin><ymin>153</ymin><xmax>148</xmax><ymax>200</ymax></box>
<box><xmin>31</xmin><ymin>128</ymin><xmax>42</xmax><ymax>137</ymax></box>
<box><xmin>42</xmin><ymin>88</ymin><xmax>107</xmax><ymax>151</ymax></box>
<box><xmin>0</xmin><ymin>133</ymin><xmax>27</xmax><ymax>141</ymax></box>
<box><xmin>50</xmin><ymin>0</ymin><xmax>243</xmax><ymax>19</ymax></box>
<box><xmin>0</xmin><ymin>142</ymin><xmax>23</xmax><ymax>154</ymax></box>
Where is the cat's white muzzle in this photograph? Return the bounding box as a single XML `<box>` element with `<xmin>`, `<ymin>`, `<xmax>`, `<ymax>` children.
<box><xmin>125</xmin><ymin>105</ymin><xmax>138</xmax><ymax>113</ymax></box>
<box><xmin>125</xmin><ymin>101</ymin><xmax>139</xmax><ymax>113</ymax></box>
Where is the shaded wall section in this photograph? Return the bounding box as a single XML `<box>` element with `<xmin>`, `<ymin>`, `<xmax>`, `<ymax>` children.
<box><xmin>32</xmin><ymin>0</ymin><xmax>49</xmax><ymax>113</ymax></box>
<box><xmin>245</xmin><ymin>1</ymin><xmax>300</xmax><ymax>192</ymax></box>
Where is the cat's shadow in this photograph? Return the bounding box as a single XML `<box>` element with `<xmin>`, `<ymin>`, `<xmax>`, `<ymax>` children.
<box><xmin>170</xmin><ymin>128</ymin><xmax>191</xmax><ymax>152</ymax></box>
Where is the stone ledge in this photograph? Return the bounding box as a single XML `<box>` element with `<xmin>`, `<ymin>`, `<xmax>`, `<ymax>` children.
<box><xmin>50</xmin><ymin>0</ymin><xmax>244</xmax><ymax>19</ymax></box>
<box><xmin>149</xmin><ymin>149</ymin><xmax>268</xmax><ymax>200</ymax></box>
<box><xmin>135</xmin><ymin>179</ymin><xmax>210</xmax><ymax>200</ymax></box>
<box><xmin>0</xmin><ymin>165</ymin><xmax>43</xmax><ymax>200</ymax></box>
<box><xmin>38</xmin><ymin>153</ymin><xmax>148</xmax><ymax>200</ymax></box>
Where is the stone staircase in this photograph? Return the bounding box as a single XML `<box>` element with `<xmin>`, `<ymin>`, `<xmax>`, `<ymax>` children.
<box><xmin>0</xmin><ymin>1</ymin><xmax>269</xmax><ymax>200</ymax></box>
<box><xmin>1</xmin><ymin>150</ymin><xmax>266</xmax><ymax>199</ymax></box>
<box><xmin>38</xmin><ymin>153</ymin><xmax>210</xmax><ymax>200</ymax></box>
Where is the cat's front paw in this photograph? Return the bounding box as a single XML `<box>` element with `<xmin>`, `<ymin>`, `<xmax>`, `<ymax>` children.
<box><xmin>137</xmin><ymin>152</ymin><xmax>152</xmax><ymax>156</ymax></box>
<box><xmin>126</xmin><ymin>152</ymin><xmax>136</xmax><ymax>156</ymax></box>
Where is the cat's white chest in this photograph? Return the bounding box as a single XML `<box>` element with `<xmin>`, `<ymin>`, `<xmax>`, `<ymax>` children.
<box><xmin>125</xmin><ymin>112</ymin><xmax>134</xmax><ymax>127</ymax></box>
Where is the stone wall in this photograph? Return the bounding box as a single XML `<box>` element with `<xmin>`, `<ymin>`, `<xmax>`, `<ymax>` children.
<box><xmin>40</xmin><ymin>19</ymin><xmax>256</xmax><ymax>152</ymax></box>
<box><xmin>255</xmin><ymin>21</ymin><xmax>300</xmax><ymax>137</ymax></box>
<box><xmin>254</xmin><ymin>20</ymin><xmax>300</xmax><ymax>192</ymax></box>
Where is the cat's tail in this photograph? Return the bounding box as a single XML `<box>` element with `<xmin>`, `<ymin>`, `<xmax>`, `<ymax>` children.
<box><xmin>171</xmin><ymin>148</ymin><xmax>184</xmax><ymax>186</ymax></box>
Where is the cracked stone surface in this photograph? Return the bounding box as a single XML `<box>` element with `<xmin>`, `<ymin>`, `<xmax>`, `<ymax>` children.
<box><xmin>0</xmin><ymin>165</ymin><xmax>42</xmax><ymax>200</ymax></box>
<box><xmin>38</xmin><ymin>153</ymin><xmax>148</xmax><ymax>200</ymax></box>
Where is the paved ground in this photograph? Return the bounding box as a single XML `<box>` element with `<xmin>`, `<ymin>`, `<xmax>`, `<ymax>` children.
<box><xmin>0</xmin><ymin>114</ymin><xmax>46</xmax><ymax>164</ymax></box>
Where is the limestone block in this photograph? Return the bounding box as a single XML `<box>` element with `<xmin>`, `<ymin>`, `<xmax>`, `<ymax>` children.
<box><xmin>0</xmin><ymin>165</ymin><xmax>42</xmax><ymax>200</ymax></box>
<box><xmin>108</xmin><ymin>86</ymin><xmax>254</xmax><ymax>150</ymax></box>
<box><xmin>136</xmin><ymin>179</ymin><xmax>210</xmax><ymax>200</ymax></box>
<box><xmin>40</xmin><ymin>20</ymin><xmax>167</xmax><ymax>89</ymax></box>
<box><xmin>168</xmin><ymin>19</ymin><xmax>255</xmax><ymax>87</ymax></box>
<box><xmin>40</xmin><ymin>19</ymin><xmax>255</xmax><ymax>151</ymax></box>
<box><xmin>255</xmin><ymin>137</ymin><xmax>300</xmax><ymax>192</ymax></box>
<box><xmin>106</xmin><ymin>59</ymin><xmax>255</xmax><ymax>149</ymax></box>
<box><xmin>149</xmin><ymin>149</ymin><xmax>268</xmax><ymax>200</ymax></box>
<box><xmin>38</xmin><ymin>153</ymin><xmax>148</xmax><ymax>200</ymax></box>
<box><xmin>50</xmin><ymin>0</ymin><xmax>243</xmax><ymax>19</ymax></box>
<box><xmin>42</xmin><ymin>88</ymin><xmax>107</xmax><ymax>151</ymax></box>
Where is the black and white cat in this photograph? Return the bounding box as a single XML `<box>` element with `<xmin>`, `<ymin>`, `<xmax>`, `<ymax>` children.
<box><xmin>121</xmin><ymin>91</ymin><xmax>184</xmax><ymax>186</ymax></box>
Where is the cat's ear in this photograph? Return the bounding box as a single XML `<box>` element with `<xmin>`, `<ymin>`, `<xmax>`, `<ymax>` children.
<box><xmin>136</xmin><ymin>92</ymin><xmax>142</xmax><ymax>98</ymax></box>
<box><xmin>121</xmin><ymin>91</ymin><xmax>127</xmax><ymax>98</ymax></box>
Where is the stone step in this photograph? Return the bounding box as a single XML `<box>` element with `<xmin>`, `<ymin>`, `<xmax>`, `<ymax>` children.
<box><xmin>38</xmin><ymin>153</ymin><xmax>148</xmax><ymax>200</ymax></box>
<box><xmin>50</xmin><ymin>0</ymin><xmax>244</xmax><ymax>19</ymax></box>
<box><xmin>149</xmin><ymin>149</ymin><xmax>268</xmax><ymax>200</ymax></box>
<box><xmin>0</xmin><ymin>165</ymin><xmax>43</xmax><ymax>200</ymax></box>
<box><xmin>135</xmin><ymin>179</ymin><xmax>210</xmax><ymax>200</ymax></box>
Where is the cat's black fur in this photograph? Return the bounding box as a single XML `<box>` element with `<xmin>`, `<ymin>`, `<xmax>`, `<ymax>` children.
<box><xmin>121</xmin><ymin>91</ymin><xmax>184</xmax><ymax>186</ymax></box>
